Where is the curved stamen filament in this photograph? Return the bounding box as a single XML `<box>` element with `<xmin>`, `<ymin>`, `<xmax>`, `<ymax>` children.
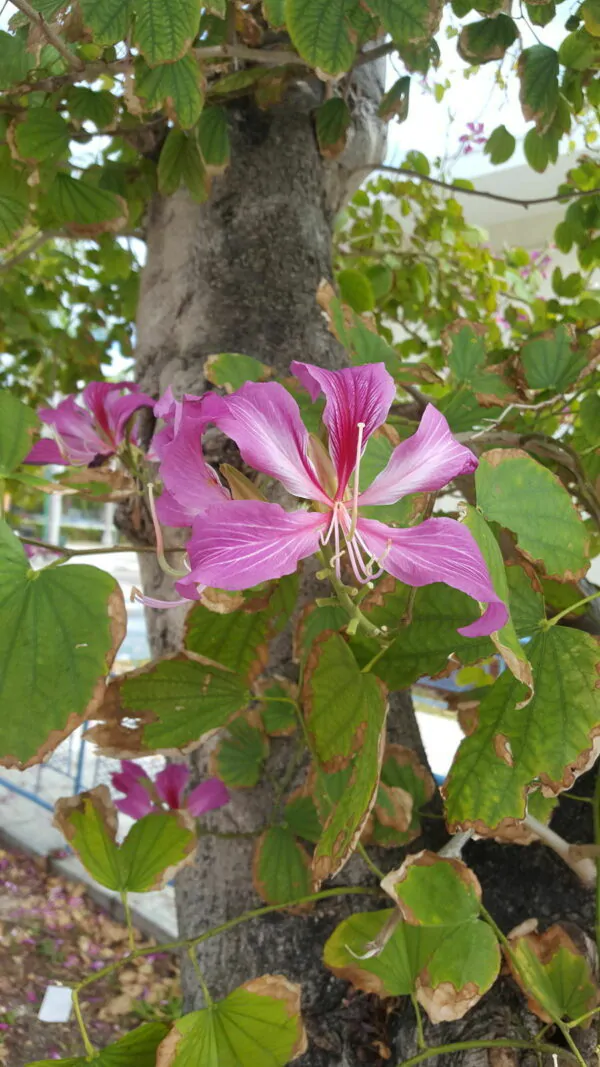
<box><xmin>349</xmin><ymin>422</ymin><xmax>366</xmax><ymax>541</ymax></box>
<box><xmin>147</xmin><ymin>483</ymin><xmax>190</xmax><ymax>578</ymax></box>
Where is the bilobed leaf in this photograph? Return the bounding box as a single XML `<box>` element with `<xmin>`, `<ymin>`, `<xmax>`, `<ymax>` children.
<box><xmin>93</xmin><ymin>653</ymin><xmax>249</xmax><ymax>755</ymax></box>
<box><xmin>316</xmin><ymin>97</ymin><xmax>351</xmax><ymax>159</ymax></box>
<box><xmin>156</xmin><ymin>979</ymin><xmax>307</xmax><ymax>1065</ymax></box>
<box><xmin>462</xmin><ymin>506</ymin><xmax>534</xmax><ymax>694</ymax></box>
<box><xmin>253</xmin><ymin>826</ymin><xmax>311</xmax><ymax>905</ymax></box>
<box><xmin>211</xmin><ymin>718</ymin><xmax>269</xmax><ymax>788</ymax></box>
<box><xmin>197</xmin><ymin>106</ymin><xmax>231</xmax><ymax>172</ymax></box>
<box><xmin>378</xmin><ymin>74</ymin><xmax>411</xmax><ymax>121</ymax></box>
<box><xmin>263</xmin><ymin>0</ymin><xmax>287</xmax><ymax>27</ymax></box>
<box><xmin>0</xmin><ymin>147</ymin><xmax>29</xmax><ymax>248</ymax></box>
<box><xmin>54</xmin><ymin>786</ymin><xmax>121</xmax><ymax>889</ymax></box>
<box><xmin>518</xmin><ymin>44</ymin><xmax>559</xmax><ymax>130</ymax></box>
<box><xmin>204</xmin><ymin>352</ymin><xmax>271</xmax><ymax>392</ymax></box>
<box><xmin>158</xmin><ymin>129</ymin><xmax>208</xmax><ymax>201</ymax></box>
<box><xmin>368</xmin><ymin>0</ymin><xmax>444</xmax><ymax>45</ymax></box>
<box><xmin>484</xmin><ymin>124</ymin><xmax>516</xmax><ymax>164</ymax></box>
<box><xmin>476</xmin><ymin>449</ymin><xmax>589</xmax><ymax>580</ymax></box>
<box><xmin>324</xmin><ymin>908</ymin><xmax>434</xmax><ymax>997</ymax></box>
<box><xmin>47</xmin><ymin>173</ymin><xmax>128</xmax><ymax>236</ymax></box>
<box><xmin>521</xmin><ymin>326</ymin><xmax>585</xmax><ymax>391</ymax></box>
<box><xmin>0</xmin><ymin>29</ymin><xmax>34</xmax><ymax>89</ymax></box>
<box><xmin>447</xmin><ymin>326</ymin><xmax>486</xmax><ymax>382</ymax></box>
<box><xmin>559</xmin><ymin>27</ymin><xmax>600</xmax><ymax>68</ymax></box>
<box><xmin>27</xmin><ymin>1023</ymin><xmax>169</xmax><ymax>1067</ymax></box>
<box><xmin>134</xmin><ymin>0</ymin><xmax>201</xmax><ymax>64</ymax></box>
<box><xmin>508</xmin><ymin>925</ymin><xmax>599</xmax><ymax>1023</ymax></box>
<box><xmin>11</xmin><ymin>108</ymin><xmax>70</xmax><ymax>163</ymax></box>
<box><xmin>458</xmin><ymin>14</ymin><xmax>518</xmax><ymax>62</ymax></box>
<box><xmin>443</xmin><ymin>627</ymin><xmax>600</xmax><ymax>832</ymax></box>
<box><xmin>257</xmin><ymin>679</ymin><xmax>297</xmax><ymax>736</ymax></box>
<box><xmin>0</xmin><ymin>391</ymin><xmax>38</xmax><ymax>475</ymax></box>
<box><xmin>79</xmin><ymin>0</ymin><xmax>133</xmax><ymax>46</ymax></box>
<box><xmin>338</xmin><ymin>269</ymin><xmax>375</xmax><ymax>313</ymax></box>
<box><xmin>119</xmin><ymin>811</ymin><xmax>196</xmax><ymax>891</ymax></box>
<box><xmin>284</xmin><ymin>794</ymin><xmax>322</xmax><ymax>843</ymax></box>
<box><xmin>285</xmin><ymin>0</ymin><xmax>357</xmax><ymax>75</ymax></box>
<box><xmin>67</xmin><ymin>87</ymin><xmax>117</xmax><ymax>128</ymax></box>
<box><xmin>136</xmin><ymin>55</ymin><xmax>204</xmax><ymax>129</ymax></box>
<box><xmin>382</xmin><ymin>852</ymin><xmax>481</xmax><ymax>924</ymax></box>
<box><xmin>294</xmin><ymin>603</ymin><xmax>349</xmax><ymax>660</ymax></box>
<box><xmin>368</xmin><ymin>744</ymin><xmax>436</xmax><ymax>847</ymax></box>
<box><xmin>185</xmin><ymin>601</ymin><xmax>270</xmax><ymax>682</ymax></box>
<box><xmin>580</xmin><ymin>393</ymin><xmax>600</xmax><ymax>446</ymax></box>
<box><xmin>0</xmin><ymin>522</ymin><xmax>125</xmax><ymax>769</ymax></box>
<box><xmin>524</xmin><ymin>128</ymin><xmax>550</xmax><ymax>173</ymax></box>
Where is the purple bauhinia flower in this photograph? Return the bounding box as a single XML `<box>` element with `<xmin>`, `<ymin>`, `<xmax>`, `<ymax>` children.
<box><xmin>24</xmin><ymin>381</ymin><xmax>154</xmax><ymax>467</ymax></box>
<box><xmin>111</xmin><ymin>760</ymin><xmax>229</xmax><ymax>820</ymax></box>
<box><xmin>152</xmin><ymin>362</ymin><xmax>507</xmax><ymax>637</ymax></box>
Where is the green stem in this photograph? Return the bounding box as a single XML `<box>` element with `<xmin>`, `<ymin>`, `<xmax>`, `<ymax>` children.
<box><xmin>20</xmin><ymin>536</ymin><xmax>156</xmax><ymax>558</ymax></box>
<box><xmin>357</xmin><ymin>842</ymin><xmax>385</xmax><ymax>881</ymax></box>
<box><xmin>361</xmin><ymin>643</ymin><xmax>391</xmax><ymax>674</ymax></box>
<box><xmin>396</xmin><ymin>1038</ymin><xmax>578</xmax><ymax>1067</ymax></box>
<box><xmin>567</xmin><ymin>1005</ymin><xmax>600</xmax><ymax>1029</ymax></box>
<box><xmin>411</xmin><ymin>993</ymin><xmax>427</xmax><ymax>1050</ymax></box>
<box><xmin>72</xmin><ymin>989</ymin><xmax>95</xmax><ymax>1059</ymax></box>
<box><xmin>479</xmin><ymin>903</ymin><xmax>511</xmax><ymax>952</ymax></box>
<box><xmin>318</xmin><ymin>549</ymin><xmax>384</xmax><ymax>640</ymax></box>
<box><xmin>556</xmin><ymin>1021</ymin><xmax>587</xmax><ymax>1067</ymax></box>
<box><xmin>120</xmin><ymin>891</ymin><xmax>135</xmax><ymax>953</ymax></box>
<box><xmin>593</xmin><ymin>770</ymin><xmax>600</xmax><ymax>960</ymax></box>
<box><xmin>74</xmin><ymin>886</ymin><xmax>382</xmax><ymax>993</ymax></box>
<box><xmin>546</xmin><ymin>589</ymin><xmax>600</xmax><ymax>627</ymax></box>
<box><xmin>187</xmin><ymin>946</ymin><xmax>214</xmax><ymax>1007</ymax></box>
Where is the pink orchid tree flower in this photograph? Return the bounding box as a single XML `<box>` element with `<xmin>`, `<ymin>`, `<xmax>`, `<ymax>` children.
<box><xmin>150</xmin><ymin>362</ymin><xmax>507</xmax><ymax>638</ymax></box>
<box><xmin>111</xmin><ymin>760</ymin><xmax>229</xmax><ymax>820</ymax></box>
<box><xmin>24</xmin><ymin>381</ymin><xmax>154</xmax><ymax>467</ymax></box>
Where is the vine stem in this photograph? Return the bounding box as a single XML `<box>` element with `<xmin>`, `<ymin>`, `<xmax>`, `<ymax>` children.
<box><xmin>545</xmin><ymin>588</ymin><xmax>600</xmax><ymax>627</ymax></box>
<box><xmin>74</xmin><ymin>886</ymin><xmax>381</xmax><ymax>993</ymax></box>
<box><xmin>411</xmin><ymin>994</ymin><xmax>427</xmax><ymax>1051</ymax></box>
<box><xmin>396</xmin><ymin>1038</ymin><xmax>579</xmax><ymax>1067</ymax></box>
<box><xmin>19</xmin><ymin>536</ymin><xmax>157</xmax><ymax>558</ymax></box>
<box><xmin>187</xmin><ymin>946</ymin><xmax>214</xmax><ymax>1007</ymax></box>
<box><xmin>357</xmin><ymin>842</ymin><xmax>385</xmax><ymax>881</ymax></box>
<box><xmin>120</xmin><ymin>891</ymin><xmax>135</xmax><ymax>953</ymax></box>
<box><xmin>594</xmin><ymin>770</ymin><xmax>600</xmax><ymax>959</ymax></box>
<box><xmin>72</xmin><ymin>989</ymin><xmax>95</xmax><ymax>1058</ymax></box>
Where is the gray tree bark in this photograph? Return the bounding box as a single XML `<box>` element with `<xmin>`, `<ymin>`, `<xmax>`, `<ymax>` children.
<box><xmin>132</xmin><ymin>75</ymin><xmax>598</xmax><ymax>1067</ymax></box>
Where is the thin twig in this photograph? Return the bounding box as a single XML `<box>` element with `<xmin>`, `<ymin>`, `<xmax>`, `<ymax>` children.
<box><xmin>20</xmin><ymin>536</ymin><xmax>157</xmax><ymax>558</ymax></box>
<box><xmin>10</xmin><ymin>0</ymin><xmax>84</xmax><ymax>70</ymax></box>
<box><xmin>396</xmin><ymin>1038</ymin><xmax>578</xmax><ymax>1067</ymax></box>
<box><xmin>0</xmin><ymin>231</ymin><xmax>60</xmax><ymax>273</ymax></box>
<box><xmin>193</xmin><ymin>42</ymin><xmax>305</xmax><ymax>66</ymax></box>
<box><xmin>356</xmin><ymin>163</ymin><xmax>600</xmax><ymax>210</ymax></box>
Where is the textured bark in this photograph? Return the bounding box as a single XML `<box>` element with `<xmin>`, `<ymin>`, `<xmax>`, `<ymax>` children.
<box><xmin>132</xmin><ymin>72</ymin><xmax>599</xmax><ymax>1067</ymax></box>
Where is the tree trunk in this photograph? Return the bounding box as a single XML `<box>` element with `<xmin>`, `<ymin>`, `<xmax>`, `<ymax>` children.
<box><xmin>132</xmin><ymin>78</ymin><xmax>598</xmax><ymax>1067</ymax></box>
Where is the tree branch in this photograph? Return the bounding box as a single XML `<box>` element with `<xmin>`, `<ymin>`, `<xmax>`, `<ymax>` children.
<box><xmin>355</xmin><ymin>163</ymin><xmax>600</xmax><ymax>210</ymax></box>
<box><xmin>0</xmin><ymin>231</ymin><xmax>59</xmax><ymax>273</ymax></box>
<box><xmin>355</xmin><ymin>40</ymin><xmax>398</xmax><ymax>67</ymax></box>
<box><xmin>9</xmin><ymin>0</ymin><xmax>84</xmax><ymax>71</ymax></box>
<box><xmin>10</xmin><ymin>58</ymin><xmax>130</xmax><ymax>96</ymax></box>
<box><xmin>193</xmin><ymin>42</ymin><xmax>306</xmax><ymax>66</ymax></box>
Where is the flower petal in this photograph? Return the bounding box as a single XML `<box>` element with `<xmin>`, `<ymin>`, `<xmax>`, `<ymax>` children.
<box><xmin>154</xmin><ymin>763</ymin><xmax>189</xmax><ymax>810</ymax></box>
<box><xmin>114</xmin><ymin>782</ymin><xmax>155</xmax><ymax>820</ymax></box>
<box><xmin>186</xmin><ymin>778</ymin><xmax>230</xmax><ymax>816</ymax></box>
<box><xmin>203</xmin><ymin>382</ymin><xmax>328</xmax><ymax>503</ymax></box>
<box><xmin>179</xmin><ymin>500</ymin><xmax>327</xmax><ymax>591</ymax></box>
<box><xmin>357</xmin><ymin>516</ymin><xmax>507</xmax><ymax>637</ymax></box>
<box><xmin>291</xmin><ymin>362</ymin><xmax>396</xmax><ymax>496</ymax></box>
<box><xmin>23</xmin><ymin>438</ymin><xmax>66</xmax><ymax>465</ymax></box>
<box><xmin>104</xmin><ymin>388</ymin><xmax>155</xmax><ymax>442</ymax></box>
<box><xmin>111</xmin><ymin>759</ymin><xmax>149</xmax><ymax>794</ymax></box>
<box><xmin>39</xmin><ymin>396</ymin><xmax>108</xmax><ymax>465</ymax></box>
<box><xmin>359</xmin><ymin>405</ymin><xmax>478</xmax><ymax>506</ymax></box>
<box><xmin>158</xmin><ymin>404</ymin><xmax>229</xmax><ymax>525</ymax></box>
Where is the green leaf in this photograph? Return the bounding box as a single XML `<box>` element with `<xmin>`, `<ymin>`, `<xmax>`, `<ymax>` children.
<box><xmin>462</xmin><ymin>506</ymin><xmax>535</xmax><ymax>692</ymax></box>
<box><xmin>368</xmin><ymin>0</ymin><xmax>444</xmax><ymax>45</ymax></box>
<box><xmin>47</xmin><ymin>173</ymin><xmax>127</xmax><ymax>234</ymax></box>
<box><xmin>484</xmin><ymin>124</ymin><xmax>516</xmax><ymax>164</ymax></box>
<box><xmin>55</xmin><ymin>787</ymin><xmax>121</xmax><ymax>889</ymax></box>
<box><xmin>0</xmin><ymin>522</ymin><xmax>125</xmax><ymax>768</ymax></box>
<box><xmin>102</xmin><ymin>654</ymin><xmax>250</xmax><ymax>752</ymax></box>
<box><xmin>136</xmin><ymin>55</ymin><xmax>204</xmax><ymax>129</ymax></box>
<box><xmin>212</xmin><ymin>718</ymin><xmax>269</xmax><ymax>788</ymax></box>
<box><xmin>524</xmin><ymin>128</ymin><xmax>550</xmax><ymax>173</ymax></box>
<box><xmin>185</xmin><ymin>603</ymin><xmax>270</xmax><ymax>683</ymax></box>
<box><xmin>338</xmin><ymin>268</ymin><xmax>375</xmax><ymax>313</ymax></box>
<box><xmin>458</xmin><ymin>14</ymin><xmax>519</xmax><ymax>63</ymax></box>
<box><xmin>521</xmin><ymin>326</ymin><xmax>586</xmax><ymax>391</ymax></box>
<box><xmin>378</xmin><ymin>74</ymin><xmax>411</xmax><ymax>120</ymax></box>
<box><xmin>355</xmin><ymin>583</ymin><xmax>494</xmax><ymax>690</ymax></box>
<box><xmin>204</xmin><ymin>352</ymin><xmax>271</xmax><ymax>392</ymax></box>
<box><xmin>264</xmin><ymin>0</ymin><xmax>287</xmax><ymax>27</ymax></box>
<box><xmin>27</xmin><ymin>1023</ymin><xmax>169</xmax><ymax>1067</ymax></box>
<box><xmin>0</xmin><ymin>147</ymin><xmax>29</xmax><ymax>248</ymax></box>
<box><xmin>253</xmin><ymin>826</ymin><xmax>311</xmax><ymax>904</ymax></box>
<box><xmin>157</xmin><ymin>129</ymin><xmax>208</xmax><ymax>201</ymax></box>
<box><xmin>385</xmin><ymin>853</ymin><xmax>481</xmax><ymax>925</ymax></box>
<box><xmin>447</xmin><ymin>325</ymin><xmax>486</xmax><ymax>382</ymax></box>
<box><xmin>284</xmin><ymin>795</ymin><xmax>322</xmax><ymax>843</ymax></box>
<box><xmin>324</xmin><ymin>908</ymin><xmax>434</xmax><ymax>996</ymax></box>
<box><xmin>0</xmin><ymin>29</ymin><xmax>34</xmax><ymax>89</ymax></box>
<box><xmin>159</xmin><ymin>982</ymin><xmax>305</xmax><ymax>1066</ymax></box>
<box><xmin>79</xmin><ymin>0</ymin><xmax>134</xmax><ymax>46</ymax></box>
<box><xmin>67</xmin><ymin>87</ymin><xmax>117</xmax><ymax>128</ymax></box>
<box><xmin>0</xmin><ymin>391</ymin><xmax>38</xmax><ymax>475</ymax></box>
<box><xmin>346</xmin><ymin>318</ymin><xmax>401</xmax><ymax>374</ymax></box>
<box><xmin>510</xmin><ymin>928</ymin><xmax>598</xmax><ymax>1023</ymax></box>
<box><xmin>443</xmin><ymin>627</ymin><xmax>600</xmax><ymax>830</ymax></box>
<box><xmin>580</xmin><ymin>393</ymin><xmax>600</xmax><ymax>446</ymax></box>
<box><xmin>475</xmin><ymin>449</ymin><xmax>589</xmax><ymax>580</ymax></box>
<box><xmin>295</xmin><ymin>603</ymin><xmax>349</xmax><ymax>660</ymax></box>
<box><xmin>134</xmin><ymin>0</ymin><xmax>201</xmax><ymax>64</ymax></box>
<box><xmin>559</xmin><ymin>28</ymin><xmax>599</xmax><ymax>69</ymax></box>
<box><xmin>370</xmin><ymin>744</ymin><xmax>436</xmax><ymax>846</ymax></box>
<box><xmin>12</xmin><ymin>108</ymin><xmax>70</xmax><ymax>162</ymax></box>
<box><xmin>197</xmin><ymin>106</ymin><xmax>231</xmax><ymax>171</ymax></box>
<box><xmin>316</xmin><ymin>97</ymin><xmax>351</xmax><ymax>158</ymax></box>
<box><xmin>518</xmin><ymin>45</ymin><xmax>559</xmax><ymax>129</ymax></box>
<box><xmin>285</xmin><ymin>0</ymin><xmax>357</xmax><ymax>75</ymax></box>
<box><xmin>258</xmin><ymin>681</ymin><xmax>297</xmax><ymax>736</ymax></box>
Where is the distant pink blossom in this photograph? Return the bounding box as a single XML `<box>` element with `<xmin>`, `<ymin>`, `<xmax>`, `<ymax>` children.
<box><xmin>111</xmin><ymin>761</ymin><xmax>229</xmax><ymax>820</ymax></box>
<box><xmin>24</xmin><ymin>382</ymin><xmax>154</xmax><ymax>467</ymax></box>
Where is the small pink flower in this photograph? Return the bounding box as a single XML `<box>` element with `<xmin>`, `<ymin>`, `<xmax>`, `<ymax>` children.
<box><xmin>24</xmin><ymin>382</ymin><xmax>154</xmax><ymax>468</ymax></box>
<box><xmin>111</xmin><ymin>762</ymin><xmax>229</xmax><ymax>821</ymax></box>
